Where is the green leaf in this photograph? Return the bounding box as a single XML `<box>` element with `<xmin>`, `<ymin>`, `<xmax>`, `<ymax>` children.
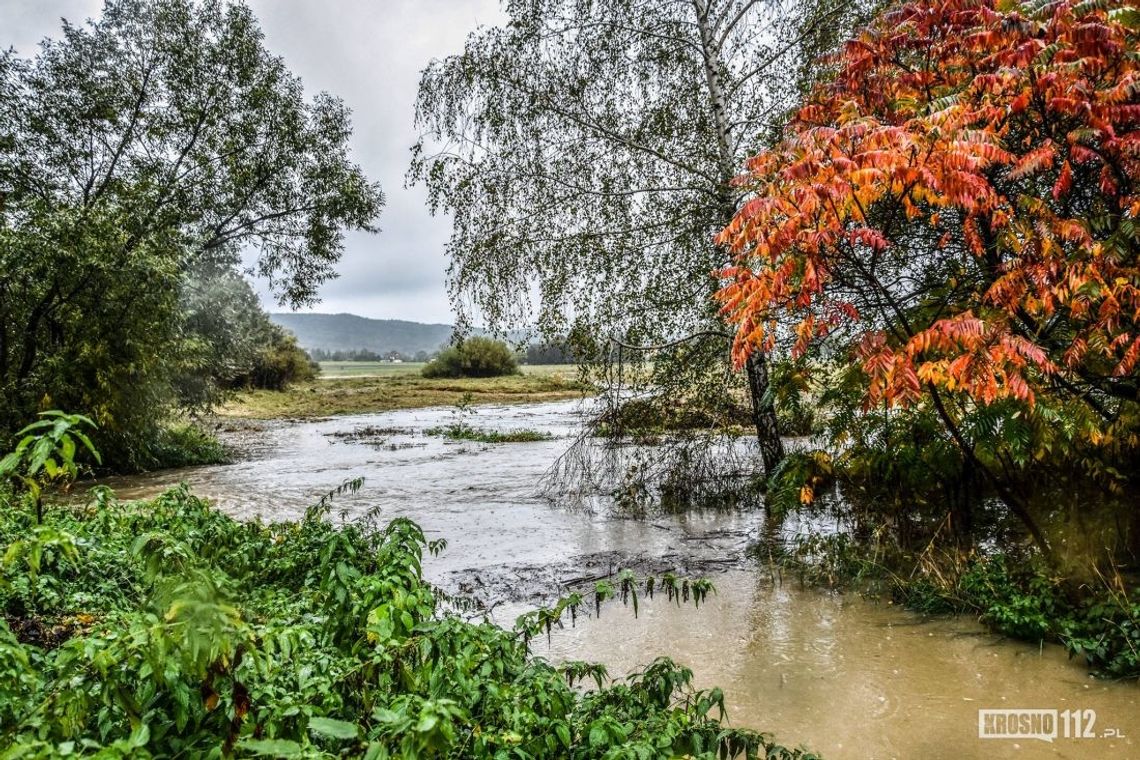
<box><xmin>70</xmin><ymin>430</ymin><xmax>101</xmax><ymax>463</ymax></box>
<box><xmin>237</xmin><ymin>738</ymin><xmax>304</xmax><ymax>757</ymax></box>
<box><xmin>60</xmin><ymin>435</ymin><xmax>76</xmax><ymax>464</ymax></box>
<box><xmin>16</xmin><ymin>420</ymin><xmax>55</xmax><ymax>435</ymax></box>
<box><xmin>0</xmin><ymin>452</ymin><xmax>21</xmax><ymax>477</ymax></box>
<box><xmin>308</xmin><ymin>716</ymin><xmax>360</xmax><ymax>740</ymax></box>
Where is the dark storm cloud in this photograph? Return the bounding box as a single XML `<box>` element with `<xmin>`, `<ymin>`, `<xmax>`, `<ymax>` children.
<box><xmin>3</xmin><ymin>0</ymin><xmax>503</xmax><ymax>323</ymax></box>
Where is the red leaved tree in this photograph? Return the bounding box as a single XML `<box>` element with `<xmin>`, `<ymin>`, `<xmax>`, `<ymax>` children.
<box><xmin>717</xmin><ymin>0</ymin><xmax>1140</xmax><ymax>557</ymax></box>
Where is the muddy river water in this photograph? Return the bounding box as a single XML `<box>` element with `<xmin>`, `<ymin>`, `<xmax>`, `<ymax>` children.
<box><xmin>97</xmin><ymin>400</ymin><xmax>1137</xmax><ymax>759</ymax></box>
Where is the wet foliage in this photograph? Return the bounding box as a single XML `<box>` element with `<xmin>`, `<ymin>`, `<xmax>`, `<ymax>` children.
<box><xmin>0</xmin><ymin>1</ymin><xmax>382</xmax><ymax>471</ymax></box>
<box><xmin>0</xmin><ymin>484</ymin><xmax>816</xmax><ymax>758</ymax></box>
<box><xmin>769</xmin><ymin>522</ymin><xmax>1140</xmax><ymax>680</ymax></box>
<box><xmin>423</xmin><ymin>394</ymin><xmax>554</xmax><ymax>444</ymax></box>
<box><xmin>421</xmin><ymin>338</ymin><xmax>521</xmax><ymax>379</ymax></box>
<box><xmin>424</xmin><ymin>426</ymin><xmax>553</xmax><ymax>444</ymax></box>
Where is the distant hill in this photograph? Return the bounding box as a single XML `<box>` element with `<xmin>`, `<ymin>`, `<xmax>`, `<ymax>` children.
<box><xmin>270</xmin><ymin>313</ymin><xmax>458</xmax><ymax>355</ymax></box>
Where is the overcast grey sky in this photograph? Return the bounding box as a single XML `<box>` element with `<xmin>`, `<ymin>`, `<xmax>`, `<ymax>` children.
<box><xmin>3</xmin><ymin>0</ymin><xmax>503</xmax><ymax>323</ymax></box>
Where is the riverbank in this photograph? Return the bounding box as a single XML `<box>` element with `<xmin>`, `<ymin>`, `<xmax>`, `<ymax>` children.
<box><xmin>219</xmin><ymin>364</ymin><xmax>588</xmax><ymax>419</ymax></box>
<box><xmin>766</xmin><ymin>514</ymin><xmax>1140</xmax><ymax>680</ymax></box>
<box><xmin>0</xmin><ymin>485</ymin><xmax>800</xmax><ymax>758</ymax></box>
<box><xmin>71</xmin><ymin>400</ymin><xmax>1139</xmax><ymax>758</ymax></box>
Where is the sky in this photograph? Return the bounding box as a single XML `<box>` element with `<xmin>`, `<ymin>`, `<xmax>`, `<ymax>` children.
<box><xmin>3</xmin><ymin>0</ymin><xmax>504</xmax><ymax>324</ymax></box>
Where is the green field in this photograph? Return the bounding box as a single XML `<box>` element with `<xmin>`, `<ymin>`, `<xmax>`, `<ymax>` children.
<box><xmin>318</xmin><ymin>361</ymin><xmax>575</xmax><ymax>378</ymax></box>
<box><xmin>318</xmin><ymin>361</ymin><xmax>426</xmax><ymax>377</ymax></box>
<box><xmin>223</xmin><ymin>364</ymin><xmax>588</xmax><ymax>419</ymax></box>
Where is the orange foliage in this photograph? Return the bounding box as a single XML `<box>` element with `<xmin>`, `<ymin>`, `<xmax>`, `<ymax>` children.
<box><xmin>717</xmin><ymin>0</ymin><xmax>1140</xmax><ymax>409</ymax></box>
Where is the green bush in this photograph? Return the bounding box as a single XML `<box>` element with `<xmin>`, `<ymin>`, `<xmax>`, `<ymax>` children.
<box><xmin>141</xmin><ymin>423</ymin><xmax>229</xmax><ymax>470</ymax></box>
<box><xmin>422</xmin><ymin>337</ymin><xmax>520</xmax><ymax>378</ymax></box>
<box><xmin>231</xmin><ymin>327</ymin><xmax>320</xmax><ymax>391</ymax></box>
<box><xmin>0</xmin><ymin>486</ymin><xmax>814</xmax><ymax>759</ymax></box>
<box><xmin>777</xmin><ymin>532</ymin><xmax>1140</xmax><ymax>679</ymax></box>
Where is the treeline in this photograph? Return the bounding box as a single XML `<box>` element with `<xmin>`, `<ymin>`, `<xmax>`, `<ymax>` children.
<box><xmin>0</xmin><ymin>0</ymin><xmax>381</xmax><ymax>471</ymax></box>
<box><xmin>308</xmin><ymin>341</ymin><xmax>580</xmax><ymax>365</ymax></box>
<box><xmin>308</xmin><ymin>347</ymin><xmax>431</xmax><ymax>363</ymax></box>
<box><xmin>523</xmin><ymin>341</ymin><xmax>578</xmax><ymax>365</ymax></box>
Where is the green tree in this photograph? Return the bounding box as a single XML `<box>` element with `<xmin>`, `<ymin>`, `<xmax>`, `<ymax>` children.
<box><xmin>0</xmin><ymin>0</ymin><xmax>382</xmax><ymax>467</ymax></box>
<box><xmin>422</xmin><ymin>337</ymin><xmax>521</xmax><ymax>378</ymax></box>
<box><xmin>412</xmin><ymin>0</ymin><xmax>875</xmax><ymax>473</ymax></box>
<box><xmin>175</xmin><ymin>267</ymin><xmax>279</xmax><ymax>409</ymax></box>
<box><xmin>231</xmin><ymin>324</ymin><xmax>319</xmax><ymax>390</ymax></box>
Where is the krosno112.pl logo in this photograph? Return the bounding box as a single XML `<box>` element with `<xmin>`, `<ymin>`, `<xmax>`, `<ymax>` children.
<box><xmin>979</xmin><ymin>709</ymin><xmax>1126</xmax><ymax>742</ymax></box>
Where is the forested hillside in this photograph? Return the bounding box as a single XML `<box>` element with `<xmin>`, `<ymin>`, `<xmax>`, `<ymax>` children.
<box><xmin>269</xmin><ymin>313</ymin><xmax>455</xmax><ymax>354</ymax></box>
<box><xmin>268</xmin><ymin>313</ymin><xmax>531</xmax><ymax>356</ymax></box>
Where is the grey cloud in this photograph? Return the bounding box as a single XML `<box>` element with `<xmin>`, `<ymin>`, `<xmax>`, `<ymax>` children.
<box><xmin>244</xmin><ymin>0</ymin><xmax>503</xmax><ymax>323</ymax></box>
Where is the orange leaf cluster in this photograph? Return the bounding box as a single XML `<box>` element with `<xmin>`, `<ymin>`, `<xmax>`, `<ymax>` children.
<box><xmin>717</xmin><ymin>0</ymin><xmax>1140</xmax><ymax>409</ymax></box>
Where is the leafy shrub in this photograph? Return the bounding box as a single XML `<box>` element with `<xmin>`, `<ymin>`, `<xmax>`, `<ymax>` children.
<box><xmin>422</xmin><ymin>337</ymin><xmax>520</xmax><ymax>378</ymax></box>
<box><xmin>777</xmin><ymin>532</ymin><xmax>1140</xmax><ymax>679</ymax></box>
<box><xmin>0</xmin><ymin>411</ymin><xmax>101</xmax><ymax>522</ymax></box>
<box><xmin>597</xmin><ymin>397</ymin><xmax>752</xmax><ymax>438</ymax></box>
<box><xmin>142</xmin><ymin>423</ymin><xmax>229</xmax><ymax>470</ymax></box>
<box><xmin>0</xmin><ymin>486</ymin><xmax>813</xmax><ymax>758</ymax></box>
<box><xmin>1064</xmin><ymin>594</ymin><xmax>1140</xmax><ymax>679</ymax></box>
<box><xmin>231</xmin><ymin>326</ymin><xmax>320</xmax><ymax>391</ymax></box>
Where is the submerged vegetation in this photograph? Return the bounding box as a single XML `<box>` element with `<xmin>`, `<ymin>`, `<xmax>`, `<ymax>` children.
<box><xmin>424</xmin><ymin>426</ymin><xmax>553</xmax><ymax>444</ymax></box>
<box><xmin>423</xmin><ymin>394</ymin><xmax>554</xmax><ymax>443</ymax></box>
<box><xmin>772</xmin><ymin>524</ymin><xmax>1140</xmax><ymax>679</ymax></box>
<box><xmin>0</xmin><ymin>478</ymin><xmax>813</xmax><ymax>758</ymax></box>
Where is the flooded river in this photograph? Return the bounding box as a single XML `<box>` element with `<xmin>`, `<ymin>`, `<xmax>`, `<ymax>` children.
<box><xmin>96</xmin><ymin>400</ymin><xmax>1137</xmax><ymax>759</ymax></box>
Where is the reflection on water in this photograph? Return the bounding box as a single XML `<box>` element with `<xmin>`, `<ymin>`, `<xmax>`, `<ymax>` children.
<box><xmin>92</xmin><ymin>401</ymin><xmax>1138</xmax><ymax>759</ymax></box>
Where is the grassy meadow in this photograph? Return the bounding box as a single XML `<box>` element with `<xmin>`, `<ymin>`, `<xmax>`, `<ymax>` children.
<box><xmin>220</xmin><ymin>363</ymin><xmax>588</xmax><ymax>419</ymax></box>
<box><xmin>317</xmin><ymin>361</ymin><xmax>428</xmax><ymax>377</ymax></box>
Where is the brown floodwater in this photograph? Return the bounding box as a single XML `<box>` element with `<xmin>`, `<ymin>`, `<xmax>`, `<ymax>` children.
<box><xmin>92</xmin><ymin>400</ymin><xmax>1138</xmax><ymax>759</ymax></box>
<box><xmin>515</xmin><ymin>571</ymin><xmax>1137</xmax><ymax>759</ymax></box>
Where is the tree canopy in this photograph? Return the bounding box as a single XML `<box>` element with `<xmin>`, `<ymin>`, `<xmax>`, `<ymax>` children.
<box><xmin>717</xmin><ymin>0</ymin><xmax>1140</xmax><ymax>557</ymax></box>
<box><xmin>412</xmin><ymin>0</ymin><xmax>871</xmax><ymax>341</ymax></box>
<box><xmin>412</xmin><ymin>0</ymin><xmax>876</xmax><ymax>477</ymax></box>
<box><xmin>0</xmin><ymin>0</ymin><xmax>382</xmax><ymax>466</ymax></box>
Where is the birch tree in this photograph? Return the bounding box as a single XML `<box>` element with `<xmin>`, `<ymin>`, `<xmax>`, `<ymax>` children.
<box><xmin>411</xmin><ymin>0</ymin><xmax>874</xmax><ymax>473</ymax></box>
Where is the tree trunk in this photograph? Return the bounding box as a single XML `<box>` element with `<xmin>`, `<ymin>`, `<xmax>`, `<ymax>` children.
<box><xmin>745</xmin><ymin>351</ymin><xmax>785</xmax><ymax>474</ymax></box>
<box><xmin>691</xmin><ymin>0</ymin><xmax>786</xmax><ymax>475</ymax></box>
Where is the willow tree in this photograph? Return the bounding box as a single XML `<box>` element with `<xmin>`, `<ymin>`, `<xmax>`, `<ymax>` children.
<box><xmin>0</xmin><ymin>0</ymin><xmax>382</xmax><ymax>466</ymax></box>
<box><xmin>412</xmin><ymin>0</ymin><xmax>873</xmax><ymax>473</ymax></box>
